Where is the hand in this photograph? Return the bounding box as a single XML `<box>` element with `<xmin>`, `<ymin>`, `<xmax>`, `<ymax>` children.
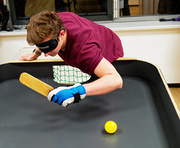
<box><xmin>47</xmin><ymin>84</ymin><xmax>86</xmax><ymax>107</ymax></box>
<box><xmin>19</xmin><ymin>53</ymin><xmax>38</xmax><ymax>61</ymax></box>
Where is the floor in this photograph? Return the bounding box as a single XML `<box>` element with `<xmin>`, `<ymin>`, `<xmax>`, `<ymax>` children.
<box><xmin>169</xmin><ymin>87</ymin><xmax>180</xmax><ymax>111</ymax></box>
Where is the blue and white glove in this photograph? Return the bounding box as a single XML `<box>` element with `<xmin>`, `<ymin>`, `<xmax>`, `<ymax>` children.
<box><xmin>47</xmin><ymin>84</ymin><xmax>86</xmax><ymax>107</ymax></box>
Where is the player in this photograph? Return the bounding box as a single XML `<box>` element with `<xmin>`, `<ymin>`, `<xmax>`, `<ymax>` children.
<box><xmin>19</xmin><ymin>10</ymin><xmax>124</xmax><ymax>107</ymax></box>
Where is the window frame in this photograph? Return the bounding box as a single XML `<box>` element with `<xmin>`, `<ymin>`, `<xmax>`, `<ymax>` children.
<box><xmin>6</xmin><ymin>0</ymin><xmax>113</xmax><ymax>25</ymax></box>
<box><xmin>4</xmin><ymin>0</ymin><xmax>180</xmax><ymax>26</ymax></box>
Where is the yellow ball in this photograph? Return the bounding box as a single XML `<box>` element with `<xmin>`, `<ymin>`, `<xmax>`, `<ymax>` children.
<box><xmin>104</xmin><ymin>121</ymin><xmax>117</xmax><ymax>134</ymax></box>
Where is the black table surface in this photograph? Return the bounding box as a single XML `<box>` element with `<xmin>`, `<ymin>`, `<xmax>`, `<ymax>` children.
<box><xmin>0</xmin><ymin>60</ymin><xmax>179</xmax><ymax>148</ymax></box>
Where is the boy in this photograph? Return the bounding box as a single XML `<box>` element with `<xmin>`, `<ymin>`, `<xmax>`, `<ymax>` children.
<box><xmin>20</xmin><ymin>10</ymin><xmax>124</xmax><ymax>107</ymax></box>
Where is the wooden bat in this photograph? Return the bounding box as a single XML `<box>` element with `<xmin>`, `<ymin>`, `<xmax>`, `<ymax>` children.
<box><xmin>19</xmin><ymin>72</ymin><xmax>54</xmax><ymax>97</ymax></box>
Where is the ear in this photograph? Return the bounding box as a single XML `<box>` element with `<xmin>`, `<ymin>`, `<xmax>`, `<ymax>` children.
<box><xmin>58</xmin><ymin>30</ymin><xmax>65</xmax><ymax>41</ymax></box>
<box><xmin>59</xmin><ymin>30</ymin><xmax>65</xmax><ymax>36</ymax></box>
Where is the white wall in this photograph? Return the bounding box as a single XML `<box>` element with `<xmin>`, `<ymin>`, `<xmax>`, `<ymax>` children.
<box><xmin>0</xmin><ymin>29</ymin><xmax>59</xmax><ymax>62</ymax></box>
<box><xmin>0</xmin><ymin>21</ymin><xmax>180</xmax><ymax>83</ymax></box>
<box><xmin>116</xmin><ymin>28</ymin><xmax>180</xmax><ymax>83</ymax></box>
<box><xmin>0</xmin><ymin>35</ymin><xmax>28</xmax><ymax>62</ymax></box>
<box><xmin>104</xmin><ymin>21</ymin><xmax>180</xmax><ymax>83</ymax></box>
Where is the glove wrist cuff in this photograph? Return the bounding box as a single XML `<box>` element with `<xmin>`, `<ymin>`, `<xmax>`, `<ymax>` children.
<box><xmin>73</xmin><ymin>93</ymin><xmax>81</xmax><ymax>103</ymax></box>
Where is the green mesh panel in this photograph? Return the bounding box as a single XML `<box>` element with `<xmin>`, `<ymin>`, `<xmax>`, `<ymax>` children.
<box><xmin>53</xmin><ymin>65</ymin><xmax>91</xmax><ymax>84</ymax></box>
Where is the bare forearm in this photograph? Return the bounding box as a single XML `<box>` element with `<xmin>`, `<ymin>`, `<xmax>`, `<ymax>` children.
<box><xmin>83</xmin><ymin>74</ymin><xmax>123</xmax><ymax>96</ymax></box>
<box><xmin>83</xmin><ymin>57</ymin><xmax>123</xmax><ymax>96</ymax></box>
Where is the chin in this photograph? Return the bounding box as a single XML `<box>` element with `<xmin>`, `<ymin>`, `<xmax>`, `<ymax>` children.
<box><xmin>51</xmin><ymin>53</ymin><xmax>58</xmax><ymax>57</ymax></box>
<box><xmin>50</xmin><ymin>55</ymin><xmax>56</xmax><ymax>57</ymax></box>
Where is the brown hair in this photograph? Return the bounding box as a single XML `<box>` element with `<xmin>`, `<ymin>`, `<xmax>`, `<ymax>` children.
<box><xmin>27</xmin><ymin>10</ymin><xmax>66</xmax><ymax>45</ymax></box>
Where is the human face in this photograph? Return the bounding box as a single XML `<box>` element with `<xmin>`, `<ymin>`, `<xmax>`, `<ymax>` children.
<box><xmin>39</xmin><ymin>36</ymin><xmax>63</xmax><ymax>57</ymax></box>
<box><xmin>44</xmin><ymin>44</ymin><xmax>60</xmax><ymax>57</ymax></box>
<box><xmin>37</xmin><ymin>30</ymin><xmax>66</xmax><ymax>57</ymax></box>
<box><xmin>36</xmin><ymin>39</ymin><xmax>59</xmax><ymax>54</ymax></box>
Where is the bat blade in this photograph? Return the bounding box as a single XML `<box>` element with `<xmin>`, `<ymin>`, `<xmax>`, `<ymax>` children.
<box><xmin>19</xmin><ymin>72</ymin><xmax>53</xmax><ymax>97</ymax></box>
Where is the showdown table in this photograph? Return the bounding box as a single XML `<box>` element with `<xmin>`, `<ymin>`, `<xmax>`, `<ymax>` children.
<box><xmin>0</xmin><ymin>59</ymin><xmax>180</xmax><ymax>148</ymax></box>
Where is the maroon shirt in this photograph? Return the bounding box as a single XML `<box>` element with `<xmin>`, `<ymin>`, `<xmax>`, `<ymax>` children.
<box><xmin>57</xmin><ymin>12</ymin><xmax>123</xmax><ymax>75</ymax></box>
